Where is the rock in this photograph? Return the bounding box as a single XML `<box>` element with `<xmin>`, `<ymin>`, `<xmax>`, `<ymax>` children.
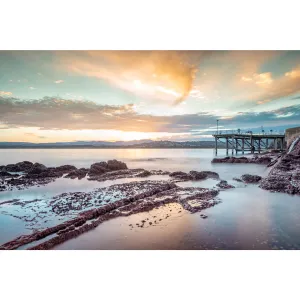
<box><xmin>65</xmin><ymin>168</ymin><xmax>89</xmax><ymax>179</ymax></box>
<box><xmin>137</xmin><ymin>170</ymin><xmax>152</xmax><ymax>177</ymax></box>
<box><xmin>170</xmin><ymin>171</ymin><xmax>187</xmax><ymax>177</ymax></box>
<box><xmin>189</xmin><ymin>171</ymin><xmax>207</xmax><ymax>180</ymax></box>
<box><xmin>27</xmin><ymin>163</ymin><xmax>47</xmax><ymax>175</ymax></box>
<box><xmin>212</xmin><ymin>156</ymin><xmax>271</xmax><ymax>164</ymax></box>
<box><xmin>235</xmin><ymin>157</ymin><xmax>249</xmax><ymax>163</ymax></box>
<box><xmin>89</xmin><ymin>162</ymin><xmax>110</xmax><ymax>175</ymax></box>
<box><xmin>4</xmin><ymin>161</ymin><xmax>34</xmax><ymax>172</ymax></box>
<box><xmin>200</xmin><ymin>214</ymin><xmax>207</xmax><ymax>219</ymax></box>
<box><xmin>250</xmin><ymin>155</ymin><xmax>272</xmax><ymax>165</ymax></box>
<box><xmin>212</xmin><ymin>157</ymin><xmax>231</xmax><ymax>163</ymax></box>
<box><xmin>293</xmin><ymin>173</ymin><xmax>300</xmax><ymax>181</ymax></box>
<box><xmin>107</xmin><ymin>160</ymin><xmax>128</xmax><ymax>171</ymax></box>
<box><xmin>26</xmin><ymin>167</ymin><xmax>63</xmax><ymax>179</ymax></box>
<box><xmin>89</xmin><ymin>160</ymin><xmax>127</xmax><ymax>176</ymax></box>
<box><xmin>169</xmin><ymin>171</ymin><xmax>193</xmax><ymax>180</ymax></box>
<box><xmin>55</xmin><ymin>165</ymin><xmax>77</xmax><ymax>173</ymax></box>
<box><xmin>241</xmin><ymin>174</ymin><xmax>262</xmax><ymax>184</ymax></box>
<box><xmin>233</xmin><ymin>177</ymin><xmax>242</xmax><ymax>182</ymax></box>
<box><xmin>216</xmin><ymin>180</ymin><xmax>235</xmax><ymax>189</ymax></box>
<box><xmin>190</xmin><ymin>170</ymin><xmax>219</xmax><ymax>180</ymax></box>
<box><xmin>259</xmin><ymin>175</ymin><xmax>296</xmax><ymax>194</ymax></box>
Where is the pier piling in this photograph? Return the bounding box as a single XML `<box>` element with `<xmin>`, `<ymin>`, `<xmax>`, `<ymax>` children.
<box><xmin>213</xmin><ymin>132</ymin><xmax>285</xmax><ymax>155</ymax></box>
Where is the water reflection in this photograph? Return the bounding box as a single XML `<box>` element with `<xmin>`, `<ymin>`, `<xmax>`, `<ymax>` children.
<box><xmin>56</xmin><ymin>187</ymin><xmax>300</xmax><ymax>250</ymax></box>
<box><xmin>1</xmin><ymin>149</ymin><xmax>300</xmax><ymax>250</ymax></box>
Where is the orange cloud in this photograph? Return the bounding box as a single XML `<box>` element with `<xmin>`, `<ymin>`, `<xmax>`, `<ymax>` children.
<box><xmin>0</xmin><ymin>91</ymin><xmax>12</xmax><ymax>96</ymax></box>
<box><xmin>241</xmin><ymin>72</ymin><xmax>273</xmax><ymax>87</ymax></box>
<box><xmin>56</xmin><ymin>50</ymin><xmax>208</xmax><ymax>105</ymax></box>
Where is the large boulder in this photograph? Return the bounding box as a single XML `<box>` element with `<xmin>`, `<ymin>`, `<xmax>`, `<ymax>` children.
<box><xmin>27</xmin><ymin>163</ymin><xmax>47</xmax><ymax>175</ymax></box>
<box><xmin>89</xmin><ymin>162</ymin><xmax>110</xmax><ymax>175</ymax></box>
<box><xmin>107</xmin><ymin>160</ymin><xmax>128</xmax><ymax>171</ymax></box>
<box><xmin>189</xmin><ymin>171</ymin><xmax>207</xmax><ymax>180</ymax></box>
<box><xmin>241</xmin><ymin>174</ymin><xmax>262</xmax><ymax>184</ymax></box>
<box><xmin>4</xmin><ymin>161</ymin><xmax>34</xmax><ymax>172</ymax></box>
<box><xmin>88</xmin><ymin>160</ymin><xmax>127</xmax><ymax>176</ymax></box>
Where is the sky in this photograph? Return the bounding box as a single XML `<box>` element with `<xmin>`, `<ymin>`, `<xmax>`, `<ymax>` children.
<box><xmin>0</xmin><ymin>50</ymin><xmax>300</xmax><ymax>143</ymax></box>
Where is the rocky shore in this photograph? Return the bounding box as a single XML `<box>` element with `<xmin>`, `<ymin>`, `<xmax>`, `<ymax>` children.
<box><xmin>259</xmin><ymin>137</ymin><xmax>300</xmax><ymax>195</ymax></box>
<box><xmin>0</xmin><ymin>180</ymin><xmax>220</xmax><ymax>250</ymax></box>
<box><xmin>211</xmin><ymin>150</ymin><xmax>281</xmax><ymax>165</ymax></box>
<box><xmin>1</xmin><ymin>141</ymin><xmax>300</xmax><ymax>250</ymax></box>
<box><xmin>210</xmin><ymin>137</ymin><xmax>300</xmax><ymax>195</ymax></box>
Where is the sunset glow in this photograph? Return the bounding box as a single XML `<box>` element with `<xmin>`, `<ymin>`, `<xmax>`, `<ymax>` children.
<box><xmin>1</xmin><ymin>50</ymin><xmax>300</xmax><ymax>142</ymax></box>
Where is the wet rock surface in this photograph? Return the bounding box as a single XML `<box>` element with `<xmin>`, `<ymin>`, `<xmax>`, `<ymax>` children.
<box><xmin>212</xmin><ymin>153</ymin><xmax>278</xmax><ymax>165</ymax></box>
<box><xmin>0</xmin><ymin>179</ymin><xmax>221</xmax><ymax>250</ymax></box>
<box><xmin>136</xmin><ymin>170</ymin><xmax>152</xmax><ymax>177</ymax></box>
<box><xmin>88</xmin><ymin>168</ymin><xmax>145</xmax><ymax>181</ymax></box>
<box><xmin>169</xmin><ymin>171</ymin><xmax>193</xmax><ymax>181</ymax></box>
<box><xmin>88</xmin><ymin>160</ymin><xmax>128</xmax><ymax>176</ymax></box>
<box><xmin>1</xmin><ymin>161</ymin><xmax>33</xmax><ymax>172</ymax></box>
<box><xmin>4</xmin><ymin>147</ymin><xmax>300</xmax><ymax>251</ymax></box>
<box><xmin>233</xmin><ymin>177</ymin><xmax>243</xmax><ymax>182</ymax></box>
<box><xmin>65</xmin><ymin>168</ymin><xmax>89</xmax><ymax>179</ymax></box>
<box><xmin>216</xmin><ymin>180</ymin><xmax>235</xmax><ymax>189</ymax></box>
<box><xmin>170</xmin><ymin>170</ymin><xmax>219</xmax><ymax>182</ymax></box>
<box><xmin>190</xmin><ymin>170</ymin><xmax>219</xmax><ymax>180</ymax></box>
<box><xmin>241</xmin><ymin>174</ymin><xmax>262</xmax><ymax>184</ymax></box>
<box><xmin>260</xmin><ymin>138</ymin><xmax>300</xmax><ymax>195</ymax></box>
<box><xmin>0</xmin><ymin>160</ymin><xmax>130</xmax><ymax>192</ymax></box>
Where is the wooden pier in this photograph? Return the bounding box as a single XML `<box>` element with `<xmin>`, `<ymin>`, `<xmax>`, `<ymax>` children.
<box><xmin>213</xmin><ymin>132</ymin><xmax>285</xmax><ymax>155</ymax></box>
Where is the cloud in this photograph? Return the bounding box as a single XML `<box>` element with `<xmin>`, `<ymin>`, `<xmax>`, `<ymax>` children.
<box><xmin>55</xmin><ymin>51</ymin><xmax>211</xmax><ymax>105</ymax></box>
<box><xmin>239</xmin><ymin>65</ymin><xmax>300</xmax><ymax>105</ymax></box>
<box><xmin>0</xmin><ymin>96</ymin><xmax>299</xmax><ymax>134</ymax></box>
<box><xmin>54</xmin><ymin>80</ymin><xmax>64</xmax><ymax>84</ymax></box>
<box><xmin>242</xmin><ymin>72</ymin><xmax>273</xmax><ymax>87</ymax></box>
<box><xmin>257</xmin><ymin>99</ymin><xmax>271</xmax><ymax>105</ymax></box>
<box><xmin>51</xmin><ymin>50</ymin><xmax>300</xmax><ymax>113</ymax></box>
<box><xmin>0</xmin><ymin>91</ymin><xmax>12</xmax><ymax>96</ymax></box>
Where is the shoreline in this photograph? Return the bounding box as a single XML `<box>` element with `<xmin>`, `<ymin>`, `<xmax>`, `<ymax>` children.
<box><xmin>0</xmin><ymin>146</ymin><xmax>227</xmax><ymax>149</ymax></box>
<box><xmin>0</xmin><ymin>145</ymin><xmax>299</xmax><ymax>250</ymax></box>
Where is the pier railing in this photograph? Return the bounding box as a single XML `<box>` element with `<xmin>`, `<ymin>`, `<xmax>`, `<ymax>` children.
<box><xmin>213</xmin><ymin>130</ymin><xmax>285</xmax><ymax>136</ymax></box>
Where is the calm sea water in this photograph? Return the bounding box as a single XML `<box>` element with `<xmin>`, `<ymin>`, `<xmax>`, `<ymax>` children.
<box><xmin>0</xmin><ymin>148</ymin><xmax>299</xmax><ymax>250</ymax></box>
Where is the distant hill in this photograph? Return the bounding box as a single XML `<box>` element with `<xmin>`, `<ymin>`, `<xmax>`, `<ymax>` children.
<box><xmin>0</xmin><ymin>140</ymin><xmax>226</xmax><ymax>149</ymax></box>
